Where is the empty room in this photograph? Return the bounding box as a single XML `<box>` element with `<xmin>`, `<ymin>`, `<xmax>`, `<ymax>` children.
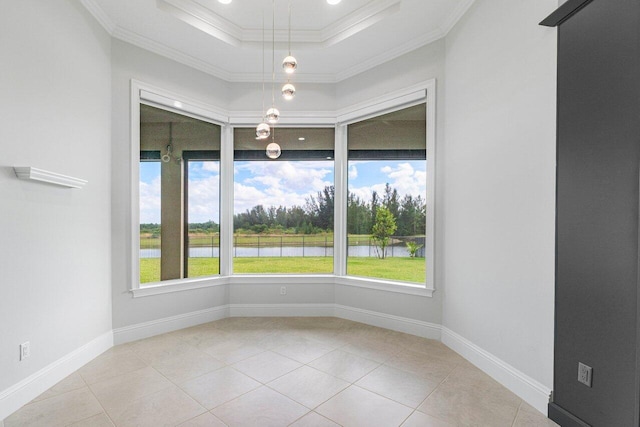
<box><xmin>2</xmin><ymin>0</ymin><xmax>637</xmax><ymax>426</ymax></box>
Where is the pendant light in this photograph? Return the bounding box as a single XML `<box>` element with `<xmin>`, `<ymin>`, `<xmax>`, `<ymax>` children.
<box><xmin>266</xmin><ymin>0</ymin><xmax>280</xmax><ymax>124</ymax></box>
<box><xmin>282</xmin><ymin>0</ymin><xmax>297</xmax><ymax>75</ymax></box>
<box><xmin>256</xmin><ymin>11</ymin><xmax>270</xmax><ymax>139</ymax></box>
<box><xmin>266</xmin><ymin>127</ymin><xmax>282</xmax><ymax>159</ymax></box>
<box><xmin>281</xmin><ymin>0</ymin><xmax>296</xmax><ymax>100</ymax></box>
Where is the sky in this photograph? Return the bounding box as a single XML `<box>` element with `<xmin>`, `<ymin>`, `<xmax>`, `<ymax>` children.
<box><xmin>139</xmin><ymin>159</ymin><xmax>426</xmax><ymax>224</ymax></box>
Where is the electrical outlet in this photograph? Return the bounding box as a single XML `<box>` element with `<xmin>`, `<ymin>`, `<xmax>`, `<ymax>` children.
<box><xmin>280</xmin><ymin>286</ymin><xmax>287</xmax><ymax>295</ymax></box>
<box><xmin>578</xmin><ymin>362</ymin><xmax>592</xmax><ymax>387</ymax></box>
<box><xmin>20</xmin><ymin>342</ymin><xmax>30</xmax><ymax>361</ymax></box>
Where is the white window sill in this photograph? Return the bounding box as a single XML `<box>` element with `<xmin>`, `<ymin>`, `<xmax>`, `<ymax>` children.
<box><xmin>131</xmin><ymin>274</ymin><xmax>433</xmax><ymax>298</ymax></box>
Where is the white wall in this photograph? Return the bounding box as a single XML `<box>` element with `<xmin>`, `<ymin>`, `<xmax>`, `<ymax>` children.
<box><xmin>0</xmin><ymin>0</ymin><xmax>112</xmax><ymax>416</ymax></box>
<box><xmin>442</xmin><ymin>0</ymin><xmax>557</xmax><ymax>403</ymax></box>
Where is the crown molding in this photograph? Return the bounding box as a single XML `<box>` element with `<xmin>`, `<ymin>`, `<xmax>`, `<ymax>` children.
<box><xmin>335</xmin><ymin>28</ymin><xmax>444</xmax><ymax>82</ymax></box>
<box><xmin>80</xmin><ymin>0</ymin><xmax>116</xmax><ymax>34</ymax></box>
<box><xmin>113</xmin><ymin>26</ymin><xmax>235</xmax><ymax>81</ymax></box>
<box><xmin>439</xmin><ymin>0</ymin><xmax>477</xmax><ymax>35</ymax></box>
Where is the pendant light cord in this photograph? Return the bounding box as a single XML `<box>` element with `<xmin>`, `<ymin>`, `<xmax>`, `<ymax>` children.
<box><xmin>262</xmin><ymin>11</ymin><xmax>266</xmax><ymax>118</ymax></box>
<box><xmin>271</xmin><ymin>0</ymin><xmax>276</xmax><ymax>107</ymax></box>
<box><xmin>288</xmin><ymin>0</ymin><xmax>292</xmax><ymax>56</ymax></box>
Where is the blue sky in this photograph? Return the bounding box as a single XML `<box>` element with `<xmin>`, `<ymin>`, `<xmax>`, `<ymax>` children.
<box><xmin>139</xmin><ymin>159</ymin><xmax>426</xmax><ymax>224</ymax></box>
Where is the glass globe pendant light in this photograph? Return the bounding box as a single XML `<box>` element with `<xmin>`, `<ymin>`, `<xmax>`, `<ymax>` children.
<box><xmin>266</xmin><ymin>107</ymin><xmax>280</xmax><ymax>123</ymax></box>
<box><xmin>266</xmin><ymin>141</ymin><xmax>282</xmax><ymax>159</ymax></box>
<box><xmin>282</xmin><ymin>0</ymin><xmax>297</xmax><ymax>75</ymax></box>
<box><xmin>256</xmin><ymin>13</ymin><xmax>270</xmax><ymax>140</ymax></box>
<box><xmin>266</xmin><ymin>127</ymin><xmax>281</xmax><ymax>159</ymax></box>
<box><xmin>282</xmin><ymin>56</ymin><xmax>297</xmax><ymax>74</ymax></box>
<box><xmin>256</xmin><ymin>122</ymin><xmax>270</xmax><ymax>139</ymax></box>
<box><xmin>266</xmin><ymin>0</ymin><xmax>280</xmax><ymax>124</ymax></box>
<box><xmin>282</xmin><ymin>83</ymin><xmax>295</xmax><ymax>100</ymax></box>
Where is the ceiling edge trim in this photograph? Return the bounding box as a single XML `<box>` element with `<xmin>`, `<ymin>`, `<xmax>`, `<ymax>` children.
<box><xmin>334</xmin><ymin>29</ymin><xmax>443</xmax><ymax>82</ymax></box>
<box><xmin>439</xmin><ymin>0</ymin><xmax>477</xmax><ymax>35</ymax></box>
<box><xmin>80</xmin><ymin>0</ymin><xmax>117</xmax><ymax>34</ymax></box>
<box><xmin>113</xmin><ymin>27</ymin><xmax>234</xmax><ymax>81</ymax></box>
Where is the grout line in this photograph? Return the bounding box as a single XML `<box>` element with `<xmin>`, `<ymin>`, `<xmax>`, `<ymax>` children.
<box><xmin>511</xmin><ymin>400</ymin><xmax>524</xmax><ymax>427</ymax></box>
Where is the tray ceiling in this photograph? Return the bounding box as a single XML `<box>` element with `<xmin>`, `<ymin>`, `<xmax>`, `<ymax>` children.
<box><xmin>81</xmin><ymin>0</ymin><xmax>475</xmax><ymax>83</ymax></box>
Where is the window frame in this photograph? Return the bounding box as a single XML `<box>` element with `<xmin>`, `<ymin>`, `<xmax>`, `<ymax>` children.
<box><xmin>129</xmin><ymin>79</ymin><xmax>436</xmax><ymax>297</ymax></box>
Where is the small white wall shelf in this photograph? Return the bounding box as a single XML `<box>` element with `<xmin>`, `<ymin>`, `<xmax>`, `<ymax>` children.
<box><xmin>13</xmin><ymin>167</ymin><xmax>87</xmax><ymax>189</ymax></box>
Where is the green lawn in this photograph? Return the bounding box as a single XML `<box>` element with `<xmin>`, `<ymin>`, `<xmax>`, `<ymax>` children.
<box><xmin>140</xmin><ymin>256</ymin><xmax>425</xmax><ymax>284</ymax></box>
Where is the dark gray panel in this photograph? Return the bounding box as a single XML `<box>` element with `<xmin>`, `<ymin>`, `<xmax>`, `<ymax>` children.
<box><xmin>554</xmin><ymin>0</ymin><xmax>640</xmax><ymax>425</ymax></box>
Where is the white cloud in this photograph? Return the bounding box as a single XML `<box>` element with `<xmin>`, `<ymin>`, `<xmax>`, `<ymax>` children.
<box><xmin>188</xmin><ymin>175</ymin><xmax>220</xmax><ymax>223</ymax></box>
<box><xmin>234</xmin><ymin>161</ymin><xmax>333</xmax><ymax>213</ymax></box>
<box><xmin>348</xmin><ymin>164</ymin><xmax>358</xmax><ymax>180</ymax></box>
<box><xmin>139</xmin><ymin>176</ymin><xmax>161</xmax><ymax>223</ymax></box>
<box><xmin>349</xmin><ymin>161</ymin><xmax>426</xmax><ymax>204</ymax></box>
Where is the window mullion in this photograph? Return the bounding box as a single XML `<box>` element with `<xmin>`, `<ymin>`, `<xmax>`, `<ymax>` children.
<box><xmin>219</xmin><ymin>124</ymin><xmax>234</xmax><ymax>277</ymax></box>
<box><xmin>334</xmin><ymin>125</ymin><xmax>348</xmax><ymax>277</ymax></box>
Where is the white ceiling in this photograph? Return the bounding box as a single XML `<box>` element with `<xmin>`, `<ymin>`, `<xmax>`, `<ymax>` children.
<box><xmin>81</xmin><ymin>0</ymin><xmax>475</xmax><ymax>83</ymax></box>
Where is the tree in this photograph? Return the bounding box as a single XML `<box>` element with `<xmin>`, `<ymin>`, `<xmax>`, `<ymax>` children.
<box><xmin>371</xmin><ymin>206</ymin><xmax>397</xmax><ymax>259</ymax></box>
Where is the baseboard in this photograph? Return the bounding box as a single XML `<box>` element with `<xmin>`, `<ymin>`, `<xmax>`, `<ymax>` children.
<box><xmin>441</xmin><ymin>327</ymin><xmax>551</xmax><ymax>415</ymax></box>
<box><xmin>335</xmin><ymin>304</ymin><xmax>442</xmax><ymax>340</ymax></box>
<box><xmin>113</xmin><ymin>305</ymin><xmax>229</xmax><ymax>345</ymax></box>
<box><xmin>0</xmin><ymin>331</ymin><xmax>113</xmax><ymax>421</ymax></box>
<box><xmin>228</xmin><ymin>304</ymin><xmax>335</xmax><ymax>317</ymax></box>
<box><xmin>548</xmin><ymin>402</ymin><xmax>591</xmax><ymax>427</ymax></box>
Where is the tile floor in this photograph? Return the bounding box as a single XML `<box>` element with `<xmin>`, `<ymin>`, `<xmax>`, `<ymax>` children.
<box><xmin>3</xmin><ymin>317</ymin><xmax>558</xmax><ymax>427</ymax></box>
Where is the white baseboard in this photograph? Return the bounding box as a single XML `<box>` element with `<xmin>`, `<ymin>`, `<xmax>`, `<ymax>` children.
<box><xmin>334</xmin><ymin>304</ymin><xmax>442</xmax><ymax>340</ymax></box>
<box><xmin>228</xmin><ymin>303</ymin><xmax>335</xmax><ymax>317</ymax></box>
<box><xmin>0</xmin><ymin>331</ymin><xmax>113</xmax><ymax>421</ymax></box>
<box><xmin>441</xmin><ymin>327</ymin><xmax>551</xmax><ymax>415</ymax></box>
<box><xmin>113</xmin><ymin>306</ymin><xmax>229</xmax><ymax>345</ymax></box>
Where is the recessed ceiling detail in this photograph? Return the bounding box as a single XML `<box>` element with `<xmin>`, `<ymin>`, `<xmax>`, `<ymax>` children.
<box><xmin>81</xmin><ymin>0</ymin><xmax>476</xmax><ymax>83</ymax></box>
<box><xmin>157</xmin><ymin>0</ymin><xmax>401</xmax><ymax>47</ymax></box>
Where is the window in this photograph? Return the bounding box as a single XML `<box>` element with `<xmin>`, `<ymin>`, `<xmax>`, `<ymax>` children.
<box><xmin>132</xmin><ymin>82</ymin><xmax>435</xmax><ymax>296</ymax></box>
<box><xmin>346</xmin><ymin>104</ymin><xmax>427</xmax><ymax>284</ymax></box>
<box><xmin>139</xmin><ymin>104</ymin><xmax>221</xmax><ymax>284</ymax></box>
<box><xmin>233</xmin><ymin>128</ymin><xmax>335</xmax><ymax>274</ymax></box>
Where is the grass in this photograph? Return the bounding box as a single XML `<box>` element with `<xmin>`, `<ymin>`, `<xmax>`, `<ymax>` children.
<box><xmin>140</xmin><ymin>256</ymin><xmax>426</xmax><ymax>284</ymax></box>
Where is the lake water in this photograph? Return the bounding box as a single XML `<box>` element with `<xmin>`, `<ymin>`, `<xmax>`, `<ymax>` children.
<box><xmin>140</xmin><ymin>245</ymin><xmax>419</xmax><ymax>258</ymax></box>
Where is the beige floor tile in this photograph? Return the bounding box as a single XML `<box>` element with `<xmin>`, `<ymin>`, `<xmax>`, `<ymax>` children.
<box><xmin>385</xmin><ymin>349</ymin><xmax>459</xmax><ymax>383</ymax></box>
<box><xmin>394</xmin><ymin>335</ymin><xmax>464</xmax><ymax>363</ymax></box>
<box><xmin>175</xmin><ymin>326</ymin><xmax>234</xmax><ymax>350</ymax></box>
<box><xmin>356</xmin><ymin>365</ymin><xmax>439</xmax><ymax>408</ymax></box>
<box><xmin>151</xmin><ymin>348</ymin><xmax>225</xmax><ymax>383</ymax></box>
<box><xmin>272</xmin><ymin>337</ymin><xmax>334</xmax><ymax>363</ymax></box>
<box><xmin>109</xmin><ymin>385</ymin><xmax>206</xmax><ymax>427</ymax></box>
<box><xmin>231</xmin><ymin>350</ymin><xmax>301</xmax><ymax>383</ymax></box>
<box><xmin>316</xmin><ymin>385</ymin><xmax>413</xmax><ymax>427</ymax></box>
<box><xmin>201</xmin><ymin>337</ymin><xmax>265</xmax><ymax>364</ymax></box>
<box><xmin>89</xmin><ymin>366</ymin><xmax>173</xmax><ymax>420</ymax></box>
<box><xmin>211</xmin><ymin>386</ymin><xmax>308</xmax><ymax>427</ymax></box>
<box><xmin>268</xmin><ymin>366</ymin><xmax>349</xmax><ymax>409</ymax></box>
<box><xmin>513</xmin><ymin>402</ymin><xmax>559</xmax><ymax>427</ymax></box>
<box><xmin>401</xmin><ymin>411</ymin><xmax>456</xmax><ymax>427</ymax></box>
<box><xmin>341</xmin><ymin>337</ymin><xmax>400</xmax><ymax>363</ymax></box>
<box><xmin>177</xmin><ymin>412</ymin><xmax>227</xmax><ymax>427</ymax></box>
<box><xmin>78</xmin><ymin>350</ymin><xmax>147</xmax><ymax>385</ymax></box>
<box><xmin>128</xmin><ymin>334</ymin><xmax>197</xmax><ymax>364</ymax></box>
<box><xmin>417</xmin><ymin>373</ymin><xmax>522</xmax><ymax>427</ymax></box>
<box><xmin>289</xmin><ymin>411</ymin><xmax>341</xmax><ymax>427</ymax></box>
<box><xmin>179</xmin><ymin>366</ymin><xmax>261</xmax><ymax>409</ymax></box>
<box><xmin>67</xmin><ymin>412</ymin><xmax>115</xmax><ymax>427</ymax></box>
<box><xmin>4</xmin><ymin>387</ymin><xmax>103</xmax><ymax>427</ymax></box>
<box><xmin>32</xmin><ymin>372</ymin><xmax>86</xmax><ymax>402</ymax></box>
<box><xmin>308</xmin><ymin>349</ymin><xmax>380</xmax><ymax>383</ymax></box>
